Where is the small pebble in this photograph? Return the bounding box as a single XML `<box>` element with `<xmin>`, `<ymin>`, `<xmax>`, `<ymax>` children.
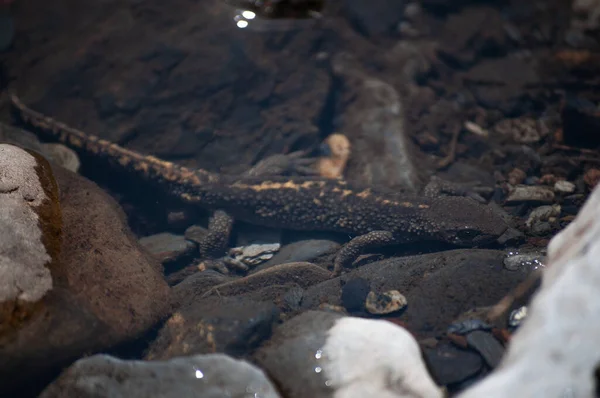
<box><xmin>503</xmin><ymin>251</ymin><xmax>546</xmax><ymax>272</ymax></box>
<box><xmin>282</xmin><ymin>286</ymin><xmax>305</xmax><ymax>311</ymax></box>
<box><xmin>139</xmin><ymin>232</ymin><xmax>196</xmax><ymax>263</ymax></box>
<box><xmin>530</xmin><ymin>221</ymin><xmax>552</xmax><ymax>235</ymax></box>
<box><xmin>365</xmin><ymin>290</ymin><xmax>407</xmax><ymax>315</ymax></box>
<box><xmin>505</xmin><ymin>185</ymin><xmax>555</xmax><ymax>204</ymax></box>
<box><xmin>539</xmin><ymin>174</ymin><xmax>557</xmax><ymax>185</ymax></box>
<box><xmin>229</xmin><ymin>243</ymin><xmax>281</xmax><ymax>266</ymax></box>
<box><xmin>40</xmin><ymin>143</ymin><xmax>80</xmax><ymax>173</ymax></box>
<box><xmin>466</xmin><ymin>330</ymin><xmax>505</xmax><ymax>369</ymax></box>
<box><xmin>464</xmin><ymin>121</ymin><xmax>488</xmax><ymax>137</ymax></box>
<box><xmin>583</xmin><ymin>168</ymin><xmax>600</xmax><ymax>189</ymax></box>
<box><xmin>507</xmin><ymin>168</ymin><xmax>526</xmax><ymax>185</ymax></box>
<box><xmin>526</xmin><ymin>204</ymin><xmax>561</xmax><ymax>228</ymax></box>
<box><xmin>447</xmin><ymin>319</ymin><xmax>492</xmax><ymax>335</ymax></box>
<box><xmin>341</xmin><ymin>278</ymin><xmax>370</xmax><ymax>312</ymax></box>
<box><xmin>554</xmin><ymin>180</ymin><xmax>576</xmax><ymax>193</ymax></box>
<box><xmin>508</xmin><ymin>306</ymin><xmax>527</xmax><ymax>328</ymax></box>
<box><xmin>184</xmin><ymin>224</ymin><xmax>208</xmax><ymax>244</ymax></box>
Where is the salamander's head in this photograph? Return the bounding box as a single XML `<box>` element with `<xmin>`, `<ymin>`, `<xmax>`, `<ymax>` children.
<box><xmin>425</xmin><ymin>196</ymin><xmax>509</xmax><ymax>246</ymax></box>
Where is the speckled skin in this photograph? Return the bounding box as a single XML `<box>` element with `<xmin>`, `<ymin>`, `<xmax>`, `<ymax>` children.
<box><xmin>11</xmin><ymin>94</ymin><xmax>509</xmax><ymax>275</ymax></box>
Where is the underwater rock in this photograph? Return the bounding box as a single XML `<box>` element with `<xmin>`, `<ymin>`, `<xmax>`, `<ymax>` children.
<box><xmin>0</xmin><ymin>144</ymin><xmax>170</xmax><ymax>396</ymax></box>
<box><xmin>39</xmin><ymin>353</ymin><xmax>281</xmax><ymax>398</ymax></box>
<box><xmin>254</xmin><ymin>310</ymin><xmax>443</xmax><ymax>398</ymax></box>
<box><xmin>458</xmin><ymin>178</ymin><xmax>600</xmax><ymax>397</ymax></box>
<box><xmin>0</xmin><ymin>144</ymin><xmax>61</xmax><ymax>336</ymax></box>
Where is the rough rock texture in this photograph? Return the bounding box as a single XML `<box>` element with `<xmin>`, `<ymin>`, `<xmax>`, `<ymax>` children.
<box><xmin>146</xmin><ymin>297</ymin><xmax>279</xmax><ymax>360</ymax></box>
<box><xmin>0</xmin><ymin>123</ymin><xmax>80</xmax><ymax>172</ymax></box>
<box><xmin>332</xmin><ymin>52</ymin><xmax>423</xmax><ymax>192</ymax></box>
<box><xmin>39</xmin><ymin>353</ymin><xmax>281</xmax><ymax>398</ymax></box>
<box><xmin>0</xmin><ymin>144</ymin><xmax>61</xmax><ymax>334</ymax></box>
<box><xmin>459</xmin><ymin>183</ymin><xmax>600</xmax><ymax>397</ymax></box>
<box><xmin>0</xmin><ymin>145</ymin><xmax>170</xmax><ymax>396</ymax></box>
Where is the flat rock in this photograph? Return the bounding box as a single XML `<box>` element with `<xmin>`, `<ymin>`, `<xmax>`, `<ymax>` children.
<box><xmin>39</xmin><ymin>353</ymin><xmax>281</xmax><ymax>398</ymax></box>
<box><xmin>465</xmin><ymin>330</ymin><xmax>505</xmax><ymax>369</ymax></box>
<box><xmin>253</xmin><ymin>239</ymin><xmax>340</xmax><ymax>273</ymax></box>
<box><xmin>422</xmin><ymin>343</ymin><xmax>484</xmax><ymax>386</ymax></box>
<box><xmin>139</xmin><ymin>232</ymin><xmax>196</xmax><ymax>264</ymax></box>
<box><xmin>301</xmin><ymin>249</ymin><xmax>530</xmax><ymax>338</ymax></box>
<box><xmin>202</xmin><ymin>262</ymin><xmax>331</xmax><ymax>298</ymax></box>
<box><xmin>0</xmin><ymin>145</ymin><xmax>170</xmax><ymax>395</ymax></box>
<box><xmin>171</xmin><ymin>270</ymin><xmax>232</xmax><ymax>309</ymax></box>
<box><xmin>146</xmin><ymin>297</ymin><xmax>279</xmax><ymax>360</ymax></box>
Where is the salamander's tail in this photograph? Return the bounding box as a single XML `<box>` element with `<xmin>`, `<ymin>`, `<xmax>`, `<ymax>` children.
<box><xmin>9</xmin><ymin>93</ymin><xmax>219</xmax><ymax>191</ymax></box>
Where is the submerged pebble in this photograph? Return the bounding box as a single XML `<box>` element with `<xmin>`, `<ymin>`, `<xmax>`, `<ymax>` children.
<box><xmin>447</xmin><ymin>319</ymin><xmax>492</xmax><ymax>335</ymax></box>
<box><xmin>505</xmin><ymin>185</ymin><xmax>555</xmax><ymax>204</ymax></box>
<box><xmin>503</xmin><ymin>251</ymin><xmax>546</xmax><ymax>272</ymax></box>
<box><xmin>509</xmin><ymin>306</ymin><xmax>528</xmax><ymax>328</ymax></box>
<box><xmin>365</xmin><ymin>290</ymin><xmax>407</xmax><ymax>315</ymax></box>
<box><xmin>229</xmin><ymin>243</ymin><xmax>281</xmax><ymax>266</ymax></box>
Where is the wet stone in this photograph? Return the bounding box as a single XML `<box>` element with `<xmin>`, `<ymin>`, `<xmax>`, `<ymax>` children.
<box><xmin>365</xmin><ymin>290</ymin><xmax>408</xmax><ymax>315</ymax></box>
<box><xmin>171</xmin><ymin>270</ymin><xmax>232</xmax><ymax>309</ymax></box>
<box><xmin>508</xmin><ymin>305</ymin><xmax>528</xmax><ymax>328</ymax></box>
<box><xmin>554</xmin><ymin>180</ymin><xmax>576</xmax><ymax>194</ymax></box>
<box><xmin>229</xmin><ymin>242</ymin><xmax>280</xmax><ymax>266</ymax></box>
<box><xmin>183</xmin><ymin>224</ymin><xmax>208</xmax><ymax>244</ymax></box>
<box><xmin>465</xmin><ymin>330</ymin><xmax>505</xmax><ymax>369</ymax></box>
<box><xmin>503</xmin><ymin>251</ymin><xmax>546</xmax><ymax>272</ymax></box>
<box><xmin>505</xmin><ymin>185</ymin><xmax>555</xmax><ymax>204</ymax></box>
<box><xmin>39</xmin><ymin>353</ymin><xmax>281</xmax><ymax>398</ymax></box>
<box><xmin>447</xmin><ymin>319</ymin><xmax>492</xmax><ymax>335</ymax></box>
<box><xmin>341</xmin><ymin>277</ymin><xmax>370</xmax><ymax>313</ymax></box>
<box><xmin>584</xmin><ymin>168</ymin><xmax>600</xmax><ymax>190</ymax></box>
<box><xmin>530</xmin><ymin>221</ymin><xmax>553</xmax><ymax>236</ymax></box>
<box><xmin>423</xmin><ymin>343</ymin><xmax>485</xmax><ymax>386</ymax></box>
<box><xmin>139</xmin><ymin>232</ymin><xmax>196</xmax><ymax>264</ymax></box>
<box><xmin>493</xmin><ymin>117</ymin><xmax>548</xmax><ymax>144</ymax></box>
<box><xmin>281</xmin><ymin>286</ymin><xmax>305</xmax><ymax>312</ymax></box>
<box><xmin>507</xmin><ymin>168</ymin><xmax>527</xmax><ymax>185</ymax></box>
<box><xmin>40</xmin><ymin>143</ymin><xmax>80</xmax><ymax>173</ymax></box>
<box><xmin>526</xmin><ymin>205</ymin><xmax>561</xmax><ymax>228</ymax></box>
<box><xmin>253</xmin><ymin>311</ymin><xmax>442</xmax><ymax>398</ymax></box>
<box><xmin>146</xmin><ymin>297</ymin><xmax>280</xmax><ymax>360</ymax></box>
<box><xmin>255</xmin><ymin>239</ymin><xmax>340</xmax><ymax>273</ymax></box>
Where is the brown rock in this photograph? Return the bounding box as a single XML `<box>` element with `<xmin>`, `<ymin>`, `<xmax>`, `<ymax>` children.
<box><xmin>584</xmin><ymin>168</ymin><xmax>600</xmax><ymax>190</ymax></box>
<box><xmin>507</xmin><ymin>168</ymin><xmax>526</xmax><ymax>186</ymax></box>
<box><xmin>0</xmin><ymin>147</ymin><xmax>170</xmax><ymax>396</ymax></box>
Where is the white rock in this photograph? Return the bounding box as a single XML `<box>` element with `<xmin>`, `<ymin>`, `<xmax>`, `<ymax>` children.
<box><xmin>458</xmin><ymin>182</ymin><xmax>600</xmax><ymax>397</ymax></box>
<box><xmin>0</xmin><ymin>144</ymin><xmax>53</xmax><ymax>304</ymax></box>
<box><xmin>323</xmin><ymin>317</ymin><xmax>443</xmax><ymax>398</ymax></box>
<box><xmin>553</xmin><ymin>180</ymin><xmax>575</xmax><ymax>194</ymax></box>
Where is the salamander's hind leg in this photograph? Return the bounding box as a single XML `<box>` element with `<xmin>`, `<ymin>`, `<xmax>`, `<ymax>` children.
<box><xmin>196</xmin><ymin>210</ymin><xmax>248</xmax><ymax>274</ymax></box>
<box><xmin>331</xmin><ymin>230</ymin><xmax>398</xmax><ymax>277</ymax></box>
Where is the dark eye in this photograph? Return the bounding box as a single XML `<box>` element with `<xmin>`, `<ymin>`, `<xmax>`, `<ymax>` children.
<box><xmin>456</xmin><ymin>229</ymin><xmax>481</xmax><ymax>240</ymax></box>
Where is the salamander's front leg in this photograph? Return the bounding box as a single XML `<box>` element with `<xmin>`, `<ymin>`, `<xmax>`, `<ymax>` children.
<box><xmin>331</xmin><ymin>230</ymin><xmax>398</xmax><ymax>277</ymax></box>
